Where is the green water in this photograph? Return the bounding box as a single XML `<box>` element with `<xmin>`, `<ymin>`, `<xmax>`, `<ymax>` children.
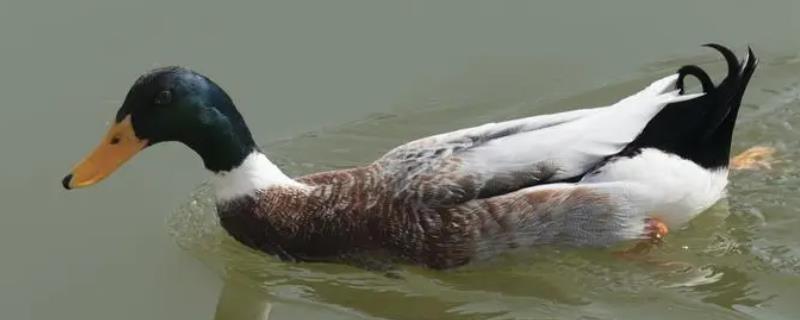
<box><xmin>2</xmin><ymin>1</ymin><xmax>799</xmax><ymax>319</ymax></box>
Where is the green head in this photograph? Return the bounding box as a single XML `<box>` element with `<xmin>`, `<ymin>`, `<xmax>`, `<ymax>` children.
<box><xmin>63</xmin><ymin>67</ymin><xmax>258</xmax><ymax>189</ymax></box>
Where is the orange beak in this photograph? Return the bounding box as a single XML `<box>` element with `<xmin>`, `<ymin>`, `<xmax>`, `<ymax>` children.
<box><xmin>62</xmin><ymin>115</ymin><xmax>148</xmax><ymax>189</ymax></box>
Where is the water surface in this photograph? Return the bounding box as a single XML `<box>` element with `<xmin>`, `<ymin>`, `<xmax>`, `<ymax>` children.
<box><xmin>1</xmin><ymin>1</ymin><xmax>799</xmax><ymax>319</ymax></box>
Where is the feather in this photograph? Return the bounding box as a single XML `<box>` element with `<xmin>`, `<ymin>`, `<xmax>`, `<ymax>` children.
<box><xmin>377</xmin><ymin>74</ymin><xmax>702</xmax><ymax>206</ymax></box>
<box><xmin>207</xmin><ymin>45</ymin><xmax>756</xmax><ymax>269</ymax></box>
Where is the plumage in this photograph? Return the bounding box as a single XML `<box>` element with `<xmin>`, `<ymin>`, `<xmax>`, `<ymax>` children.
<box><xmin>378</xmin><ymin>74</ymin><xmax>702</xmax><ymax>206</ymax></box>
<box><xmin>63</xmin><ymin>44</ymin><xmax>757</xmax><ymax>269</ymax></box>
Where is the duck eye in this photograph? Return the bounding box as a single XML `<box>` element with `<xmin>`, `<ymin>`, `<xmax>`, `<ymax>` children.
<box><xmin>154</xmin><ymin>90</ymin><xmax>172</xmax><ymax>105</ymax></box>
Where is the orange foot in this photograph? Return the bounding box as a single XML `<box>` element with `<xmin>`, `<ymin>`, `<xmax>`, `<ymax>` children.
<box><xmin>614</xmin><ymin>217</ymin><xmax>669</xmax><ymax>257</ymax></box>
<box><xmin>730</xmin><ymin>146</ymin><xmax>776</xmax><ymax>170</ymax></box>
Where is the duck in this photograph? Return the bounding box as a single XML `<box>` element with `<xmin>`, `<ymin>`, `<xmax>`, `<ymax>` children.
<box><xmin>63</xmin><ymin>44</ymin><xmax>759</xmax><ymax>269</ymax></box>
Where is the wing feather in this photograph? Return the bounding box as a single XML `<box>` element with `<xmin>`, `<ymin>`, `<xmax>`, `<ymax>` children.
<box><xmin>377</xmin><ymin>74</ymin><xmax>702</xmax><ymax>207</ymax></box>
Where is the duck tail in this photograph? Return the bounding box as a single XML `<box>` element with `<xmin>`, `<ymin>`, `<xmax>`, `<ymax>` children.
<box><xmin>619</xmin><ymin>44</ymin><xmax>758</xmax><ymax>169</ymax></box>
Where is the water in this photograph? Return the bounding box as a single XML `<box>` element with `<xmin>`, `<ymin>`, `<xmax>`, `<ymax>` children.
<box><xmin>2</xmin><ymin>1</ymin><xmax>799</xmax><ymax>319</ymax></box>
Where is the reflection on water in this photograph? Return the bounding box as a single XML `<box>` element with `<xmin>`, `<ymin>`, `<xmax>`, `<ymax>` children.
<box><xmin>215</xmin><ymin>280</ymin><xmax>273</xmax><ymax>320</ymax></box>
<box><xmin>169</xmin><ymin>52</ymin><xmax>800</xmax><ymax>319</ymax></box>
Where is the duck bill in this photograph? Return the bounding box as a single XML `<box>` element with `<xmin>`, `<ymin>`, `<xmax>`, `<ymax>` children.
<box><xmin>62</xmin><ymin>115</ymin><xmax>148</xmax><ymax>189</ymax></box>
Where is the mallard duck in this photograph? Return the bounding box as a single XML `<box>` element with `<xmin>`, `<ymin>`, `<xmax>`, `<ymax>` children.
<box><xmin>63</xmin><ymin>44</ymin><xmax>757</xmax><ymax>269</ymax></box>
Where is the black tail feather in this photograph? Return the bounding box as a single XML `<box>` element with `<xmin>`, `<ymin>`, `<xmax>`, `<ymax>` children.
<box><xmin>618</xmin><ymin>44</ymin><xmax>758</xmax><ymax>169</ymax></box>
<box><xmin>703</xmin><ymin>46</ymin><xmax>757</xmax><ymax>162</ymax></box>
<box><xmin>676</xmin><ymin>65</ymin><xmax>714</xmax><ymax>94</ymax></box>
<box><xmin>703</xmin><ymin>43</ymin><xmax>740</xmax><ymax>79</ymax></box>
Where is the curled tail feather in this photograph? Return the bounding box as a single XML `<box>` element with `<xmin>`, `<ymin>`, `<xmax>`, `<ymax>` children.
<box><xmin>619</xmin><ymin>44</ymin><xmax>758</xmax><ymax>169</ymax></box>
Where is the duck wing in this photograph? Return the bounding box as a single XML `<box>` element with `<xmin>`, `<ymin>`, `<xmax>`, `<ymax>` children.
<box><xmin>376</xmin><ymin>75</ymin><xmax>702</xmax><ymax>207</ymax></box>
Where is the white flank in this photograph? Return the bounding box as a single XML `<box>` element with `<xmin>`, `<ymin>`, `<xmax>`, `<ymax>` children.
<box><xmin>212</xmin><ymin>151</ymin><xmax>306</xmax><ymax>202</ymax></box>
<box><xmin>581</xmin><ymin>148</ymin><xmax>729</xmax><ymax>228</ymax></box>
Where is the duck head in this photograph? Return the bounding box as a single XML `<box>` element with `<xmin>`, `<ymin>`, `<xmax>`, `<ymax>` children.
<box><xmin>62</xmin><ymin>67</ymin><xmax>258</xmax><ymax>189</ymax></box>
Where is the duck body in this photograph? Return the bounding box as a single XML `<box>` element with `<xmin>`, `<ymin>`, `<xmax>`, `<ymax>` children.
<box><xmin>63</xmin><ymin>45</ymin><xmax>756</xmax><ymax>269</ymax></box>
<box><xmin>217</xmin><ymin>149</ymin><xmax>728</xmax><ymax>269</ymax></box>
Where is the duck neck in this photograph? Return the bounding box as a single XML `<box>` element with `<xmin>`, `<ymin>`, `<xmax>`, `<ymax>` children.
<box><xmin>211</xmin><ymin>150</ymin><xmax>305</xmax><ymax>203</ymax></box>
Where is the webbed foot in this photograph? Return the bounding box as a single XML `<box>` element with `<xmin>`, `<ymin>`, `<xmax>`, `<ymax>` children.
<box><xmin>614</xmin><ymin>217</ymin><xmax>669</xmax><ymax>257</ymax></box>
<box><xmin>730</xmin><ymin>145</ymin><xmax>776</xmax><ymax>170</ymax></box>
